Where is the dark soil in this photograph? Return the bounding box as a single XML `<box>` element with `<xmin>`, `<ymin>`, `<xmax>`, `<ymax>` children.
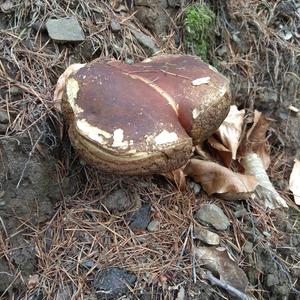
<box><xmin>0</xmin><ymin>134</ymin><xmax>60</xmax><ymax>294</ymax></box>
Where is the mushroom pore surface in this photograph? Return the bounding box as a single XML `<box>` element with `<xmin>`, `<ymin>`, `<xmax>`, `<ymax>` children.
<box><xmin>61</xmin><ymin>55</ymin><xmax>231</xmax><ymax>175</ymax></box>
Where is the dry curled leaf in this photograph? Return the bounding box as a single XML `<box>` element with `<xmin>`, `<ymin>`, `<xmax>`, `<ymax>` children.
<box><xmin>194</xmin><ymin>246</ymin><xmax>249</xmax><ymax>292</ymax></box>
<box><xmin>244</xmin><ymin>110</ymin><xmax>271</xmax><ymax>169</ymax></box>
<box><xmin>163</xmin><ymin>167</ymin><xmax>186</xmax><ymax>191</ymax></box>
<box><xmin>208</xmin><ymin>105</ymin><xmax>245</xmax><ymax>164</ymax></box>
<box><xmin>289</xmin><ymin>159</ymin><xmax>300</xmax><ymax>205</ymax></box>
<box><xmin>184</xmin><ymin>159</ymin><xmax>257</xmax><ymax>200</ymax></box>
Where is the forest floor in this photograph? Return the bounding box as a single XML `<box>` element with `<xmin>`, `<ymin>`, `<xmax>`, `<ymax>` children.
<box><xmin>0</xmin><ymin>1</ymin><xmax>300</xmax><ymax>299</ymax></box>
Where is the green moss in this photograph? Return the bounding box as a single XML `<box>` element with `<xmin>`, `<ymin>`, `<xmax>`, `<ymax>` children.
<box><xmin>184</xmin><ymin>3</ymin><xmax>215</xmax><ymax>61</ymax></box>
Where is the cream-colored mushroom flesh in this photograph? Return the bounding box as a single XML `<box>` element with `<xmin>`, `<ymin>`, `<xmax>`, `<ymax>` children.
<box><xmin>60</xmin><ymin>55</ymin><xmax>231</xmax><ymax>175</ymax></box>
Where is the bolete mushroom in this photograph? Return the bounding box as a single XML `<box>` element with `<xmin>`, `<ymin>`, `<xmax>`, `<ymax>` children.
<box><xmin>55</xmin><ymin>55</ymin><xmax>231</xmax><ymax>175</ymax></box>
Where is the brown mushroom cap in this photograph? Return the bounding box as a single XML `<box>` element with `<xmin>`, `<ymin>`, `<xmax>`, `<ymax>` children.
<box><xmin>60</xmin><ymin>55</ymin><xmax>230</xmax><ymax>175</ymax></box>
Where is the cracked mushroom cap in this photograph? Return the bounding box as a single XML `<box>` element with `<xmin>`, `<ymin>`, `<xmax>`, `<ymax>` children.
<box><xmin>60</xmin><ymin>55</ymin><xmax>231</xmax><ymax>175</ymax></box>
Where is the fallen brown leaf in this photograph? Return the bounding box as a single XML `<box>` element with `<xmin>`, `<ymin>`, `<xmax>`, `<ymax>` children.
<box><xmin>184</xmin><ymin>159</ymin><xmax>257</xmax><ymax>200</ymax></box>
<box><xmin>208</xmin><ymin>105</ymin><xmax>245</xmax><ymax>163</ymax></box>
<box><xmin>194</xmin><ymin>246</ymin><xmax>249</xmax><ymax>292</ymax></box>
<box><xmin>245</xmin><ymin>110</ymin><xmax>271</xmax><ymax>169</ymax></box>
<box><xmin>289</xmin><ymin>159</ymin><xmax>300</xmax><ymax>205</ymax></box>
<box><xmin>163</xmin><ymin>167</ymin><xmax>186</xmax><ymax>191</ymax></box>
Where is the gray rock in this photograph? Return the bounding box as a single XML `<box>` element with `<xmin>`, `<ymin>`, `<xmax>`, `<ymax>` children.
<box><xmin>147</xmin><ymin>220</ymin><xmax>160</xmax><ymax>232</ymax></box>
<box><xmin>177</xmin><ymin>286</ymin><xmax>185</xmax><ymax>300</ymax></box>
<box><xmin>234</xmin><ymin>207</ymin><xmax>248</xmax><ymax>218</ymax></box>
<box><xmin>46</xmin><ymin>17</ymin><xmax>85</xmax><ymax>42</ymax></box>
<box><xmin>188</xmin><ymin>180</ymin><xmax>201</xmax><ymax>195</ymax></box>
<box><xmin>193</xmin><ymin>226</ymin><xmax>220</xmax><ymax>245</ymax></box>
<box><xmin>93</xmin><ymin>267</ymin><xmax>136</xmax><ymax>299</ymax></box>
<box><xmin>131</xmin><ymin>29</ymin><xmax>159</xmax><ymax>55</ymax></box>
<box><xmin>110</xmin><ymin>19</ymin><xmax>121</xmax><ymax>33</ymax></box>
<box><xmin>9</xmin><ymin>86</ymin><xmax>22</xmax><ymax>95</ymax></box>
<box><xmin>134</xmin><ymin>0</ymin><xmax>175</xmax><ymax>36</ymax></box>
<box><xmin>0</xmin><ymin>110</ymin><xmax>9</xmax><ymax>124</ymax></box>
<box><xmin>129</xmin><ymin>204</ymin><xmax>151</xmax><ymax>231</ymax></box>
<box><xmin>102</xmin><ymin>189</ymin><xmax>132</xmax><ymax>212</ymax></box>
<box><xmin>216</xmin><ymin>45</ymin><xmax>228</xmax><ymax>57</ymax></box>
<box><xmin>243</xmin><ymin>241</ymin><xmax>253</xmax><ymax>254</ymax></box>
<box><xmin>0</xmin><ymin>0</ymin><xmax>13</xmax><ymax>13</ymax></box>
<box><xmin>266</xmin><ymin>273</ymin><xmax>279</xmax><ymax>287</ymax></box>
<box><xmin>194</xmin><ymin>204</ymin><xmax>230</xmax><ymax>231</ymax></box>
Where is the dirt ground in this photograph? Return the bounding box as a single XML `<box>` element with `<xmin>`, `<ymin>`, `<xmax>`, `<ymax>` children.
<box><xmin>0</xmin><ymin>0</ymin><xmax>300</xmax><ymax>299</ymax></box>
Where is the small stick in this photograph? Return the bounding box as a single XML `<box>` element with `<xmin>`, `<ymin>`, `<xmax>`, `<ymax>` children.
<box><xmin>204</xmin><ymin>271</ymin><xmax>255</xmax><ymax>300</ymax></box>
<box><xmin>190</xmin><ymin>223</ymin><xmax>197</xmax><ymax>283</ymax></box>
<box><xmin>176</xmin><ymin>223</ymin><xmax>192</xmax><ymax>267</ymax></box>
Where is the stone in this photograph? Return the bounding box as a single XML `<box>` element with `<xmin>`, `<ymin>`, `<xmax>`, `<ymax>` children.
<box><xmin>46</xmin><ymin>17</ymin><xmax>85</xmax><ymax>42</ymax></box>
<box><xmin>0</xmin><ymin>0</ymin><xmax>13</xmax><ymax>13</ymax></box>
<box><xmin>129</xmin><ymin>204</ymin><xmax>151</xmax><ymax>231</ymax></box>
<box><xmin>188</xmin><ymin>180</ymin><xmax>201</xmax><ymax>195</ymax></box>
<box><xmin>193</xmin><ymin>226</ymin><xmax>220</xmax><ymax>245</ymax></box>
<box><xmin>147</xmin><ymin>220</ymin><xmax>160</xmax><ymax>232</ymax></box>
<box><xmin>216</xmin><ymin>45</ymin><xmax>228</xmax><ymax>57</ymax></box>
<box><xmin>8</xmin><ymin>86</ymin><xmax>22</xmax><ymax>95</ymax></box>
<box><xmin>243</xmin><ymin>240</ymin><xmax>253</xmax><ymax>254</ymax></box>
<box><xmin>266</xmin><ymin>273</ymin><xmax>279</xmax><ymax>287</ymax></box>
<box><xmin>194</xmin><ymin>204</ymin><xmax>230</xmax><ymax>231</ymax></box>
<box><xmin>93</xmin><ymin>267</ymin><xmax>136</xmax><ymax>299</ymax></box>
<box><xmin>234</xmin><ymin>207</ymin><xmax>248</xmax><ymax>218</ymax></box>
<box><xmin>134</xmin><ymin>0</ymin><xmax>174</xmax><ymax>36</ymax></box>
<box><xmin>102</xmin><ymin>189</ymin><xmax>132</xmax><ymax>212</ymax></box>
<box><xmin>110</xmin><ymin>19</ymin><xmax>121</xmax><ymax>32</ymax></box>
<box><xmin>131</xmin><ymin>29</ymin><xmax>159</xmax><ymax>55</ymax></box>
<box><xmin>177</xmin><ymin>286</ymin><xmax>185</xmax><ymax>300</ymax></box>
<box><xmin>0</xmin><ymin>110</ymin><xmax>9</xmax><ymax>124</ymax></box>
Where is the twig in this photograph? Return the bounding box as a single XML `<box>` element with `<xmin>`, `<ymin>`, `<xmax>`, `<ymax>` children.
<box><xmin>204</xmin><ymin>271</ymin><xmax>256</xmax><ymax>300</ymax></box>
<box><xmin>190</xmin><ymin>223</ymin><xmax>197</xmax><ymax>283</ymax></box>
<box><xmin>176</xmin><ymin>223</ymin><xmax>192</xmax><ymax>267</ymax></box>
